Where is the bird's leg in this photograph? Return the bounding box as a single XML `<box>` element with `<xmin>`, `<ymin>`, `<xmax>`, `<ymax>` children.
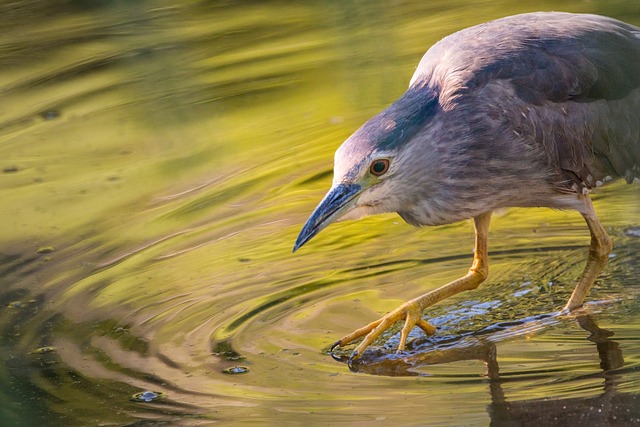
<box><xmin>334</xmin><ymin>211</ymin><xmax>492</xmax><ymax>360</ymax></box>
<box><xmin>564</xmin><ymin>195</ymin><xmax>613</xmax><ymax>310</ymax></box>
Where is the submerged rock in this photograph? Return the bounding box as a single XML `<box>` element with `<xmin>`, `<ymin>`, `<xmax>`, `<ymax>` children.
<box><xmin>131</xmin><ymin>391</ymin><xmax>166</xmax><ymax>402</ymax></box>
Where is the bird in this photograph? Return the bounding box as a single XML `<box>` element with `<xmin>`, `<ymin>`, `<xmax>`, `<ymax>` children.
<box><xmin>293</xmin><ymin>12</ymin><xmax>640</xmax><ymax>362</ymax></box>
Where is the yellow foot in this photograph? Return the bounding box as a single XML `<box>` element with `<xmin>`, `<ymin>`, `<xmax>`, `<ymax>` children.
<box><xmin>331</xmin><ymin>213</ymin><xmax>492</xmax><ymax>364</ymax></box>
<box><xmin>331</xmin><ymin>298</ymin><xmax>437</xmax><ymax>361</ymax></box>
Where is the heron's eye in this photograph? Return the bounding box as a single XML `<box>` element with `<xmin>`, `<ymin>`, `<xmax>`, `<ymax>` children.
<box><xmin>369</xmin><ymin>159</ymin><xmax>390</xmax><ymax>176</ymax></box>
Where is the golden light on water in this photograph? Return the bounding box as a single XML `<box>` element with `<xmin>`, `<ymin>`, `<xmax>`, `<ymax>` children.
<box><xmin>1</xmin><ymin>1</ymin><xmax>640</xmax><ymax>425</ymax></box>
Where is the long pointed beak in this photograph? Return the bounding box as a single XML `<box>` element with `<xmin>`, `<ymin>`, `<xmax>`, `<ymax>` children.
<box><xmin>293</xmin><ymin>183</ymin><xmax>362</xmax><ymax>252</ymax></box>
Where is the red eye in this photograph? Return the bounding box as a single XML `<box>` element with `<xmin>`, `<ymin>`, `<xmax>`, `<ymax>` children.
<box><xmin>369</xmin><ymin>159</ymin><xmax>389</xmax><ymax>176</ymax></box>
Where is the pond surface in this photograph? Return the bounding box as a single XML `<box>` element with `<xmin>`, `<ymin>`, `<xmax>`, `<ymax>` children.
<box><xmin>1</xmin><ymin>1</ymin><xmax>640</xmax><ymax>425</ymax></box>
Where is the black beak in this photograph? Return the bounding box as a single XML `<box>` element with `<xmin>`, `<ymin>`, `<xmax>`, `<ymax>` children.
<box><xmin>293</xmin><ymin>183</ymin><xmax>362</xmax><ymax>252</ymax></box>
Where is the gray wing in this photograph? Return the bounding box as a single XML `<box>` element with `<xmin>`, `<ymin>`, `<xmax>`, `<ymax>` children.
<box><xmin>465</xmin><ymin>13</ymin><xmax>640</xmax><ymax>104</ymax></box>
<box><xmin>414</xmin><ymin>12</ymin><xmax>640</xmax><ymax>189</ymax></box>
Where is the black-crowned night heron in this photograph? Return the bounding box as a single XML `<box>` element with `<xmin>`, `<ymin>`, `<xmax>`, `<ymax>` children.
<box><xmin>294</xmin><ymin>12</ymin><xmax>640</xmax><ymax>361</ymax></box>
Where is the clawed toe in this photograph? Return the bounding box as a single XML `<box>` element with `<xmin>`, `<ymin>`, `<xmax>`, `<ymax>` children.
<box><xmin>329</xmin><ymin>301</ymin><xmax>438</xmax><ymax>361</ymax></box>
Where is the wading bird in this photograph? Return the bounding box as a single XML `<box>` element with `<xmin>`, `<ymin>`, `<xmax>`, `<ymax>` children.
<box><xmin>293</xmin><ymin>12</ymin><xmax>640</xmax><ymax>361</ymax></box>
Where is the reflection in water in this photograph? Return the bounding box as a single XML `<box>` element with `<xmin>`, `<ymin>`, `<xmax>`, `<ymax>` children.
<box><xmin>1</xmin><ymin>1</ymin><xmax>640</xmax><ymax>425</ymax></box>
<box><xmin>346</xmin><ymin>314</ymin><xmax>639</xmax><ymax>425</ymax></box>
<box><xmin>489</xmin><ymin>316</ymin><xmax>637</xmax><ymax>425</ymax></box>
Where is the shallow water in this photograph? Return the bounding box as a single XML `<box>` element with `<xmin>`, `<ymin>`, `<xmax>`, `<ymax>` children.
<box><xmin>1</xmin><ymin>1</ymin><xmax>640</xmax><ymax>425</ymax></box>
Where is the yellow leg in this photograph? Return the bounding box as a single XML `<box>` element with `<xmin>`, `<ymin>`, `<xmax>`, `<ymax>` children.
<box><xmin>564</xmin><ymin>195</ymin><xmax>613</xmax><ymax>310</ymax></box>
<box><xmin>333</xmin><ymin>211</ymin><xmax>492</xmax><ymax>360</ymax></box>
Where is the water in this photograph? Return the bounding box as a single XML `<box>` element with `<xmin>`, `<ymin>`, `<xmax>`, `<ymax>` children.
<box><xmin>1</xmin><ymin>1</ymin><xmax>640</xmax><ymax>425</ymax></box>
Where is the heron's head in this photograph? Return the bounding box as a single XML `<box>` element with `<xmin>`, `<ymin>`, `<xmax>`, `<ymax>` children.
<box><xmin>293</xmin><ymin>85</ymin><xmax>439</xmax><ymax>252</ymax></box>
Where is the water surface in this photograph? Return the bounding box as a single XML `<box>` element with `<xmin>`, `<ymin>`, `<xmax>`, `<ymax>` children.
<box><xmin>1</xmin><ymin>1</ymin><xmax>640</xmax><ymax>425</ymax></box>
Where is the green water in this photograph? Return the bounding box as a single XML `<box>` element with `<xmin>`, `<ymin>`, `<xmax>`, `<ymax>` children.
<box><xmin>1</xmin><ymin>1</ymin><xmax>640</xmax><ymax>425</ymax></box>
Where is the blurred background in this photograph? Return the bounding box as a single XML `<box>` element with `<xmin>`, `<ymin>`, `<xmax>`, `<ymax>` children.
<box><xmin>1</xmin><ymin>1</ymin><xmax>640</xmax><ymax>425</ymax></box>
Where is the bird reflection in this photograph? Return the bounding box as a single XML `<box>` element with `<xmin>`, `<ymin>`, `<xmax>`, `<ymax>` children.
<box><xmin>333</xmin><ymin>313</ymin><xmax>638</xmax><ymax>425</ymax></box>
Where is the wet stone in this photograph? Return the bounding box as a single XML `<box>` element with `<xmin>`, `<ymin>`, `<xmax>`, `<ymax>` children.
<box><xmin>40</xmin><ymin>110</ymin><xmax>60</xmax><ymax>120</ymax></box>
<box><xmin>625</xmin><ymin>227</ymin><xmax>640</xmax><ymax>238</ymax></box>
<box><xmin>131</xmin><ymin>391</ymin><xmax>166</xmax><ymax>402</ymax></box>
<box><xmin>223</xmin><ymin>366</ymin><xmax>249</xmax><ymax>374</ymax></box>
<box><xmin>30</xmin><ymin>346</ymin><xmax>56</xmax><ymax>354</ymax></box>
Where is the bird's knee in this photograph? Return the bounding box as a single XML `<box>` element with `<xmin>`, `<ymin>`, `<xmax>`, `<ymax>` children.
<box><xmin>474</xmin><ymin>267</ymin><xmax>489</xmax><ymax>282</ymax></box>
<box><xmin>590</xmin><ymin>234</ymin><xmax>613</xmax><ymax>262</ymax></box>
<box><xmin>465</xmin><ymin>266</ymin><xmax>488</xmax><ymax>290</ymax></box>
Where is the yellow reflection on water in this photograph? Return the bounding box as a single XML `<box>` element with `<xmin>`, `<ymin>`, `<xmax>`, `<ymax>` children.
<box><xmin>1</xmin><ymin>1</ymin><xmax>640</xmax><ymax>425</ymax></box>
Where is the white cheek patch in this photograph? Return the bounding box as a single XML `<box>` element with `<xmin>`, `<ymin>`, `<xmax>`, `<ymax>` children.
<box><xmin>348</xmin><ymin>181</ymin><xmax>397</xmax><ymax>218</ymax></box>
<box><xmin>339</xmin><ymin>206</ymin><xmax>372</xmax><ymax>221</ymax></box>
